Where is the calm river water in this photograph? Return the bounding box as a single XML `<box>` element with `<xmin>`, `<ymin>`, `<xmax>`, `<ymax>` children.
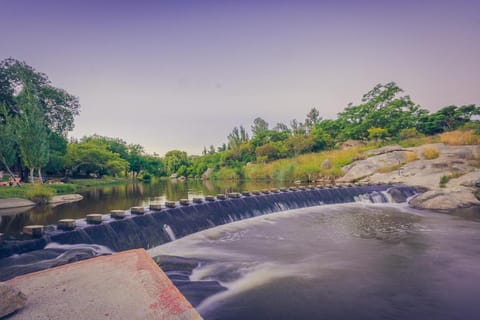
<box><xmin>149</xmin><ymin>202</ymin><xmax>480</xmax><ymax>320</ymax></box>
<box><xmin>0</xmin><ymin>180</ymin><xmax>283</xmax><ymax>235</ymax></box>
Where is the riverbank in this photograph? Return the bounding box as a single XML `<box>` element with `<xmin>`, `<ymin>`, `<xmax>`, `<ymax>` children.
<box><xmin>0</xmin><ymin>177</ymin><xmax>128</xmax><ymax>200</ymax></box>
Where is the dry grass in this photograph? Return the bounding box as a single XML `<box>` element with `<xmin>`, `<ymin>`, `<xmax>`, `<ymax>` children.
<box><xmin>244</xmin><ymin>146</ymin><xmax>374</xmax><ymax>181</ymax></box>
<box><xmin>405</xmin><ymin>151</ymin><xmax>419</xmax><ymax>163</ymax></box>
<box><xmin>378</xmin><ymin>164</ymin><xmax>401</xmax><ymax>173</ymax></box>
<box><xmin>440</xmin><ymin>130</ymin><xmax>480</xmax><ymax>145</ymax></box>
<box><xmin>422</xmin><ymin>146</ymin><xmax>440</xmax><ymax>160</ymax></box>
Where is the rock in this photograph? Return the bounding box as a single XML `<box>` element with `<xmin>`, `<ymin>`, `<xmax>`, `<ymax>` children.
<box><xmin>321</xmin><ymin>159</ymin><xmax>331</xmax><ymax>169</ymax></box>
<box><xmin>49</xmin><ymin>194</ymin><xmax>83</xmax><ymax>204</ymax></box>
<box><xmin>365</xmin><ymin>145</ymin><xmax>404</xmax><ymax>156</ymax></box>
<box><xmin>409</xmin><ymin>187</ymin><xmax>480</xmax><ymax>211</ymax></box>
<box><xmin>446</xmin><ymin>170</ymin><xmax>480</xmax><ymax>188</ymax></box>
<box><xmin>0</xmin><ymin>283</ymin><xmax>27</xmax><ymax>318</ymax></box>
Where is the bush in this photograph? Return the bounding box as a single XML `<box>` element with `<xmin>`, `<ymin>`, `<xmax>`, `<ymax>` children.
<box><xmin>440</xmin><ymin>130</ymin><xmax>480</xmax><ymax>145</ymax></box>
<box><xmin>27</xmin><ymin>185</ymin><xmax>54</xmax><ymax>204</ymax></box>
<box><xmin>422</xmin><ymin>146</ymin><xmax>440</xmax><ymax>160</ymax></box>
<box><xmin>140</xmin><ymin>172</ymin><xmax>152</xmax><ymax>181</ymax></box>
<box><xmin>405</xmin><ymin>152</ymin><xmax>419</xmax><ymax>162</ymax></box>
<box><xmin>440</xmin><ymin>175</ymin><xmax>449</xmax><ymax>186</ymax></box>
<box><xmin>399</xmin><ymin>128</ymin><xmax>420</xmax><ymax>139</ymax></box>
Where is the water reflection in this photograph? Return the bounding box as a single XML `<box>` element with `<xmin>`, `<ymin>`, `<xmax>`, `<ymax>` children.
<box><xmin>0</xmin><ymin>179</ymin><xmax>283</xmax><ymax>235</ymax></box>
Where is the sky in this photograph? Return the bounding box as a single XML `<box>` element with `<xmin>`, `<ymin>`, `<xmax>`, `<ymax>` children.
<box><xmin>1</xmin><ymin>0</ymin><xmax>479</xmax><ymax>155</ymax></box>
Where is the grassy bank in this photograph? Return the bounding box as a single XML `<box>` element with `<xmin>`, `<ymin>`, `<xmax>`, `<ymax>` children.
<box><xmin>0</xmin><ymin>177</ymin><xmax>128</xmax><ymax>200</ymax></box>
<box><xmin>220</xmin><ymin>129</ymin><xmax>480</xmax><ymax>182</ymax></box>
<box><xmin>243</xmin><ymin>146</ymin><xmax>376</xmax><ymax>182</ymax></box>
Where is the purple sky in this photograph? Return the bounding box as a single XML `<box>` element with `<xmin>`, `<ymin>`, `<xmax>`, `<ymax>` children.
<box><xmin>1</xmin><ymin>0</ymin><xmax>479</xmax><ymax>155</ymax></box>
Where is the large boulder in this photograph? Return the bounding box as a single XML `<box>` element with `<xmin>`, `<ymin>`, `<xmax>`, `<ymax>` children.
<box><xmin>409</xmin><ymin>187</ymin><xmax>480</xmax><ymax>211</ymax></box>
<box><xmin>0</xmin><ymin>283</ymin><xmax>27</xmax><ymax>318</ymax></box>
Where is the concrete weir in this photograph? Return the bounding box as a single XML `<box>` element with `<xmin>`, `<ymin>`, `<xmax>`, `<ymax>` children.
<box><xmin>0</xmin><ymin>185</ymin><xmax>416</xmax><ymax>262</ymax></box>
<box><xmin>6</xmin><ymin>249</ymin><xmax>202</xmax><ymax>319</ymax></box>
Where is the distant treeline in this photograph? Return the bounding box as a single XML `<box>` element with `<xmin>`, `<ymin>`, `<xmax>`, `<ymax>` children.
<box><xmin>1</xmin><ymin>58</ymin><xmax>479</xmax><ymax>182</ymax></box>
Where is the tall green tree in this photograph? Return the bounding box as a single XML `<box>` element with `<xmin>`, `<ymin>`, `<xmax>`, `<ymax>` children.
<box><xmin>305</xmin><ymin>107</ymin><xmax>322</xmax><ymax>131</ymax></box>
<box><xmin>14</xmin><ymin>90</ymin><xmax>49</xmax><ymax>183</ymax></box>
<box><xmin>0</xmin><ymin>58</ymin><xmax>80</xmax><ymax>135</ymax></box>
<box><xmin>164</xmin><ymin>150</ymin><xmax>189</xmax><ymax>176</ymax></box>
<box><xmin>0</xmin><ymin>104</ymin><xmax>20</xmax><ymax>185</ymax></box>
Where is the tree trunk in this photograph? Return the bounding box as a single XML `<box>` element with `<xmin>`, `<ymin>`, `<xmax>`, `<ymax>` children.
<box><xmin>1</xmin><ymin>157</ymin><xmax>21</xmax><ymax>187</ymax></box>
<box><xmin>30</xmin><ymin>168</ymin><xmax>35</xmax><ymax>184</ymax></box>
<box><xmin>38</xmin><ymin>168</ymin><xmax>43</xmax><ymax>184</ymax></box>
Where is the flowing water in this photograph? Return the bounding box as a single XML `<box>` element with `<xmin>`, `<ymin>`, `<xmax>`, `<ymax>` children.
<box><xmin>149</xmin><ymin>203</ymin><xmax>480</xmax><ymax>320</ymax></box>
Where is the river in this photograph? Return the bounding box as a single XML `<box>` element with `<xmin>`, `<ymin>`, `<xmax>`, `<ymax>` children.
<box><xmin>0</xmin><ymin>179</ymin><xmax>283</xmax><ymax>235</ymax></box>
<box><xmin>149</xmin><ymin>202</ymin><xmax>480</xmax><ymax>320</ymax></box>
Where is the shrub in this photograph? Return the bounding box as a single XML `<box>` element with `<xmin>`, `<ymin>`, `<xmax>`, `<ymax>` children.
<box><xmin>440</xmin><ymin>130</ymin><xmax>480</xmax><ymax>145</ymax></box>
<box><xmin>422</xmin><ymin>146</ymin><xmax>439</xmax><ymax>160</ymax></box>
<box><xmin>399</xmin><ymin>128</ymin><xmax>420</xmax><ymax>139</ymax></box>
<box><xmin>27</xmin><ymin>185</ymin><xmax>54</xmax><ymax>204</ymax></box>
<box><xmin>140</xmin><ymin>172</ymin><xmax>152</xmax><ymax>181</ymax></box>
<box><xmin>378</xmin><ymin>164</ymin><xmax>401</xmax><ymax>173</ymax></box>
<box><xmin>405</xmin><ymin>152</ymin><xmax>419</xmax><ymax>162</ymax></box>
<box><xmin>439</xmin><ymin>175</ymin><xmax>449</xmax><ymax>187</ymax></box>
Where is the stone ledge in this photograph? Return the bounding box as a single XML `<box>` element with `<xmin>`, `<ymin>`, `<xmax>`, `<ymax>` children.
<box><xmin>6</xmin><ymin>249</ymin><xmax>202</xmax><ymax>320</ymax></box>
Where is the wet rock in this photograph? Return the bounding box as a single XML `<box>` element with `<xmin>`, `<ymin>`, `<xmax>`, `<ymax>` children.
<box><xmin>409</xmin><ymin>187</ymin><xmax>480</xmax><ymax>211</ymax></box>
<box><xmin>0</xmin><ymin>283</ymin><xmax>27</xmax><ymax>317</ymax></box>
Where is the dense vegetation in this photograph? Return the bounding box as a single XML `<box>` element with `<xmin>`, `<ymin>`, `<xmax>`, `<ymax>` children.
<box><xmin>1</xmin><ymin>58</ymin><xmax>479</xmax><ymax>185</ymax></box>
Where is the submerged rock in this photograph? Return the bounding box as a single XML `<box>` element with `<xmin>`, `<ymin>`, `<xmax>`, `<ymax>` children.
<box><xmin>0</xmin><ymin>283</ymin><xmax>27</xmax><ymax>318</ymax></box>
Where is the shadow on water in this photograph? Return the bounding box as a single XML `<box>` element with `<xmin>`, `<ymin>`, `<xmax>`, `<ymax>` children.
<box><xmin>0</xmin><ymin>179</ymin><xmax>283</xmax><ymax>235</ymax></box>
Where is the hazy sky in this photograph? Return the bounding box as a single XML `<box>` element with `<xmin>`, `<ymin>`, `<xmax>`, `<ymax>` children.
<box><xmin>1</xmin><ymin>0</ymin><xmax>479</xmax><ymax>155</ymax></box>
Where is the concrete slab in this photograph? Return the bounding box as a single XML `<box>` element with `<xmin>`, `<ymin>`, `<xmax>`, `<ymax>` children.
<box><xmin>6</xmin><ymin>249</ymin><xmax>202</xmax><ymax>320</ymax></box>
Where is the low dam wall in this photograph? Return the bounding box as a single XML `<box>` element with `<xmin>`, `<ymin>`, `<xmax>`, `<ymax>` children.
<box><xmin>0</xmin><ymin>184</ymin><xmax>415</xmax><ymax>262</ymax></box>
<box><xmin>0</xmin><ymin>184</ymin><xmax>417</xmax><ymax>280</ymax></box>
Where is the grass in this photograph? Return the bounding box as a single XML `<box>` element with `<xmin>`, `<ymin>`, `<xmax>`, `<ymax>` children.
<box><xmin>378</xmin><ymin>164</ymin><xmax>401</xmax><ymax>173</ymax></box>
<box><xmin>0</xmin><ymin>177</ymin><xmax>128</xmax><ymax>200</ymax></box>
<box><xmin>439</xmin><ymin>171</ymin><xmax>467</xmax><ymax>188</ymax></box>
<box><xmin>422</xmin><ymin>146</ymin><xmax>440</xmax><ymax>160</ymax></box>
<box><xmin>398</xmin><ymin>135</ymin><xmax>438</xmax><ymax>148</ymax></box>
<box><xmin>26</xmin><ymin>185</ymin><xmax>54</xmax><ymax>204</ymax></box>
<box><xmin>244</xmin><ymin>146</ymin><xmax>374</xmax><ymax>181</ymax></box>
<box><xmin>405</xmin><ymin>151</ymin><xmax>419</xmax><ymax>162</ymax></box>
<box><xmin>0</xmin><ymin>183</ymin><xmax>69</xmax><ymax>200</ymax></box>
<box><xmin>440</xmin><ymin>130</ymin><xmax>480</xmax><ymax>145</ymax></box>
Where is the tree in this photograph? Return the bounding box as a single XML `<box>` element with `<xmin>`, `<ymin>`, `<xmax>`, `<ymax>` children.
<box><xmin>273</xmin><ymin>122</ymin><xmax>289</xmax><ymax>132</ymax></box>
<box><xmin>64</xmin><ymin>140</ymin><xmax>129</xmax><ymax>177</ymax></box>
<box><xmin>251</xmin><ymin>117</ymin><xmax>269</xmax><ymax>137</ymax></box>
<box><xmin>336</xmin><ymin>82</ymin><xmax>425</xmax><ymax>140</ymax></box>
<box><xmin>368</xmin><ymin>127</ymin><xmax>388</xmax><ymax>141</ymax></box>
<box><xmin>164</xmin><ymin>150</ymin><xmax>189</xmax><ymax>176</ymax></box>
<box><xmin>44</xmin><ymin>132</ymin><xmax>68</xmax><ymax>175</ymax></box>
<box><xmin>418</xmin><ymin>105</ymin><xmax>480</xmax><ymax>135</ymax></box>
<box><xmin>290</xmin><ymin>119</ymin><xmax>306</xmax><ymax>135</ymax></box>
<box><xmin>227</xmin><ymin>126</ymin><xmax>249</xmax><ymax>149</ymax></box>
<box><xmin>0</xmin><ymin>58</ymin><xmax>80</xmax><ymax>135</ymax></box>
<box><xmin>0</xmin><ymin>104</ymin><xmax>20</xmax><ymax>185</ymax></box>
<box><xmin>14</xmin><ymin>91</ymin><xmax>50</xmax><ymax>183</ymax></box>
<box><xmin>305</xmin><ymin>108</ymin><xmax>322</xmax><ymax>131</ymax></box>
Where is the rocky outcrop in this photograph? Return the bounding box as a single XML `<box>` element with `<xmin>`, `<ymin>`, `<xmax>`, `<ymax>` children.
<box><xmin>409</xmin><ymin>187</ymin><xmax>480</xmax><ymax>211</ymax></box>
<box><xmin>338</xmin><ymin>143</ymin><xmax>480</xmax><ymax>211</ymax></box>
<box><xmin>0</xmin><ymin>283</ymin><xmax>27</xmax><ymax>318</ymax></box>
